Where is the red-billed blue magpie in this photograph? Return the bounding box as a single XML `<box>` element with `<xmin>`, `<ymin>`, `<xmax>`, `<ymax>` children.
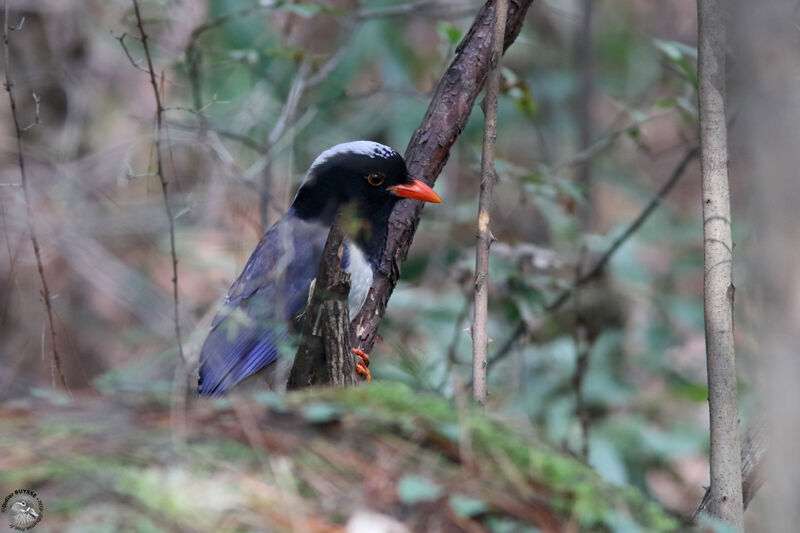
<box><xmin>198</xmin><ymin>141</ymin><xmax>441</xmax><ymax>396</ymax></box>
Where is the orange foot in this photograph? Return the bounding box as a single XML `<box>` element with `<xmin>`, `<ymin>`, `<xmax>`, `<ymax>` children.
<box><xmin>353</xmin><ymin>348</ymin><xmax>371</xmax><ymax>382</ymax></box>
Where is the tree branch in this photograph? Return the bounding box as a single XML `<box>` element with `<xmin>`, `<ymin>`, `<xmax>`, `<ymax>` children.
<box><xmin>288</xmin><ymin>217</ymin><xmax>357</xmax><ymax>388</ymax></box>
<box><xmin>482</xmin><ymin>146</ymin><xmax>700</xmax><ymax>380</ymax></box>
<box><xmin>471</xmin><ymin>0</ymin><xmax>508</xmax><ymax>406</ymax></box>
<box><xmin>697</xmin><ymin>0</ymin><xmax>743</xmax><ymax>528</ymax></box>
<box><xmin>350</xmin><ymin>0</ymin><xmax>534</xmax><ymax>355</ymax></box>
<box><xmin>131</xmin><ymin>0</ymin><xmax>185</xmax><ymax>363</ymax></box>
<box><xmin>2</xmin><ymin>0</ymin><xmax>67</xmax><ymax>390</ymax></box>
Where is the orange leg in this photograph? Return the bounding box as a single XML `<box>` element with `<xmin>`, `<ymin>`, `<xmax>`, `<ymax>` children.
<box><xmin>353</xmin><ymin>348</ymin><xmax>371</xmax><ymax>382</ymax></box>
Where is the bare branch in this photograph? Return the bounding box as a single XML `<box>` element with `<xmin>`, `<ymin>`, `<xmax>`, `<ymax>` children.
<box><xmin>571</xmin><ymin>246</ymin><xmax>591</xmax><ymax>460</ymax></box>
<box><xmin>553</xmin><ymin>109</ymin><xmax>670</xmax><ymax>173</ymax></box>
<box><xmin>482</xmin><ymin>146</ymin><xmax>700</xmax><ymax>381</ymax></box>
<box><xmin>2</xmin><ymin>0</ymin><xmax>67</xmax><ymax>390</ymax></box>
<box><xmin>471</xmin><ymin>0</ymin><xmax>508</xmax><ymax>406</ymax></box>
<box><xmin>167</xmin><ymin>120</ymin><xmax>270</xmax><ymax>155</ymax></box>
<box><xmin>267</xmin><ymin>62</ymin><xmax>311</xmax><ymax>147</ymax></box>
<box><xmin>260</xmin><ymin>32</ymin><xmax>353</xmax><ymax>228</ymax></box>
<box><xmin>350</xmin><ymin>0</ymin><xmax>535</xmax><ymax>357</ymax></box>
<box><xmin>131</xmin><ymin>0</ymin><xmax>185</xmax><ymax>363</ymax></box>
<box><xmin>114</xmin><ymin>32</ymin><xmax>151</xmax><ymax>75</ymax></box>
<box><xmin>697</xmin><ymin>0</ymin><xmax>743</xmax><ymax>527</ymax></box>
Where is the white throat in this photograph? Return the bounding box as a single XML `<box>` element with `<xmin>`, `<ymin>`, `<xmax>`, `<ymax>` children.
<box><xmin>344</xmin><ymin>242</ymin><xmax>373</xmax><ymax>320</ymax></box>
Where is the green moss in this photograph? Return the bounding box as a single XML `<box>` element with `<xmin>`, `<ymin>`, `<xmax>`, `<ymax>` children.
<box><xmin>291</xmin><ymin>383</ymin><xmax>680</xmax><ymax>531</ymax></box>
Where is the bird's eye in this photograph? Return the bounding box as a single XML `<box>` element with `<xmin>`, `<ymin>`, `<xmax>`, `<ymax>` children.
<box><xmin>366</xmin><ymin>173</ymin><xmax>384</xmax><ymax>187</ymax></box>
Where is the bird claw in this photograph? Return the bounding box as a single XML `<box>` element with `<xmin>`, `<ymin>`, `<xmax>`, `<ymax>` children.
<box><xmin>352</xmin><ymin>348</ymin><xmax>371</xmax><ymax>381</ymax></box>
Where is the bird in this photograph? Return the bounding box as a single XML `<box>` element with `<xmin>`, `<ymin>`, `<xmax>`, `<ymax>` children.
<box><xmin>9</xmin><ymin>499</ymin><xmax>39</xmax><ymax>528</ymax></box>
<box><xmin>198</xmin><ymin>141</ymin><xmax>441</xmax><ymax>396</ymax></box>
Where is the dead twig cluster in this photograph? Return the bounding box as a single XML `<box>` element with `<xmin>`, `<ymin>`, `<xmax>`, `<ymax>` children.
<box><xmin>130</xmin><ymin>0</ymin><xmax>184</xmax><ymax>363</ymax></box>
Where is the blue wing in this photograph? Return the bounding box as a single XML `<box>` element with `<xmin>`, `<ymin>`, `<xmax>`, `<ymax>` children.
<box><xmin>198</xmin><ymin>213</ymin><xmax>327</xmax><ymax>396</ymax></box>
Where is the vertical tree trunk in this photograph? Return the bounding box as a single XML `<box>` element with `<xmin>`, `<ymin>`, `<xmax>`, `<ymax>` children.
<box><xmin>696</xmin><ymin>0</ymin><xmax>743</xmax><ymax>528</ymax></box>
<box><xmin>471</xmin><ymin>0</ymin><xmax>508</xmax><ymax>406</ymax></box>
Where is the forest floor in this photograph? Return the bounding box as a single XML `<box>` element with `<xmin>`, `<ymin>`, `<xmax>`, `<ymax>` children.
<box><xmin>0</xmin><ymin>383</ymin><xmax>686</xmax><ymax>532</ymax></box>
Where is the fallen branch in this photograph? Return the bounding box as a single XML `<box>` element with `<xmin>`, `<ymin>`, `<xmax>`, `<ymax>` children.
<box><xmin>288</xmin><ymin>217</ymin><xmax>357</xmax><ymax>388</ymax></box>
<box><xmin>472</xmin><ymin>0</ymin><xmax>508</xmax><ymax>406</ymax></box>
<box><xmin>131</xmin><ymin>0</ymin><xmax>184</xmax><ymax>362</ymax></box>
<box><xmin>2</xmin><ymin>0</ymin><xmax>67</xmax><ymax>389</ymax></box>
<box><xmin>351</xmin><ymin>0</ymin><xmax>534</xmax><ymax>355</ymax></box>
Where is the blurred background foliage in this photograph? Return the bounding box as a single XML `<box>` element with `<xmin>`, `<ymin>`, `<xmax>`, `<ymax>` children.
<box><xmin>0</xmin><ymin>0</ymin><xmax>758</xmax><ymax>525</ymax></box>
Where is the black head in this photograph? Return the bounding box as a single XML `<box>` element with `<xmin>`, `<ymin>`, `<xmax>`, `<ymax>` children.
<box><xmin>290</xmin><ymin>141</ymin><xmax>441</xmax><ymax>262</ymax></box>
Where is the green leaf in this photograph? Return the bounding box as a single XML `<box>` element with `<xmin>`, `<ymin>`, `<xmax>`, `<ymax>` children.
<box><xmin>653</xmin><ymin>39</ymin><xmax>698</xmax><ymax>88</ymax></box>
<box><xmin>653</xmin><ymin>39</ymin><xmax>682</xmax><ymax>61</ymax></box>
<box><xmin>449</xmin><ymin>494</ymin><xmax>488</xmax><ymax>517</ymax></box>
<box><xmin>437</xmin><ymin>23</ymin><xmax>463</xmax><ymax>45</ymax></box>
<box><xmin>301</xmin><ymin>402</ymin><xmax>342</xmax><ymax>423</ymax></box>
<box><xmin>397</xmin><ymin>475</ymin><xmax>443</xmax><ymax>504</ymax></box>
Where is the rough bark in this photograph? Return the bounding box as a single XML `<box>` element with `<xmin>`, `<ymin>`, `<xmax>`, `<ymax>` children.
<box><xmin>350</xmin><ymin>0</ymin><xmax>534</xmax><ymax>354</ymax></box>
<box><xmin>288</xmin><ymin>218</ymin><xmax>357</xmax><ymax>388</ymax></box>
<box><xmin>697</xmin><ymin>0</ymin><xmax>743</xmax><ymax>528</ymax></box>
<box><xmin>471</xmin><ymin>0</ymin><xmax>509</xmax><ymax>406</ymax></box>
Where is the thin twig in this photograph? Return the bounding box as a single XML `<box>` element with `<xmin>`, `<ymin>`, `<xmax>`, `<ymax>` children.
<box><xmin>553</xmin><ymin>110</ymin><xmax>670</xmax><ymax>173</ymax></box>
<box><xmin>573</xmin><ymin>0</ymin><xmax>593</xmax><ymax>224</ymax></box>
<box><xmin>114</xmin><ymin>32</ymin><xmax>151</xmax><ymax>75</ymax></box>
<box><xmin>471</xmin><ymin>0</ymin><xmax>508</xmax><ymax>406</ymax></box>
<box><xmin>260</xmin><ymin>31</ymin><xmax>353</xmax><ymax>227</ymax></box>
<box><xmin>167</xmin><ymin>120</ymin><xmax>270</xmax><ymax>154</ymax></box>
<box><xmin>571</xmin><ymin>246</ymin><xmax>590</xmax><ymax>460</ymax></box>
<box><xmin>2</xmin><ymin>0</ymin><xmax>67</xmax><ymax>389</ymax></box>
<box><xmin>131</xmin><ymin>0</ymin><xmax>185</xmax><ymax>362</ymax></box>
<box><xmin>267</xmin><ymin>62</ymin><xmax>310</xmax><ymax>146</ymax></box>
<box><xmin>483</xmin><ymin>146</ymin><xmax>700</xmax><ymax>378</ymax></box>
